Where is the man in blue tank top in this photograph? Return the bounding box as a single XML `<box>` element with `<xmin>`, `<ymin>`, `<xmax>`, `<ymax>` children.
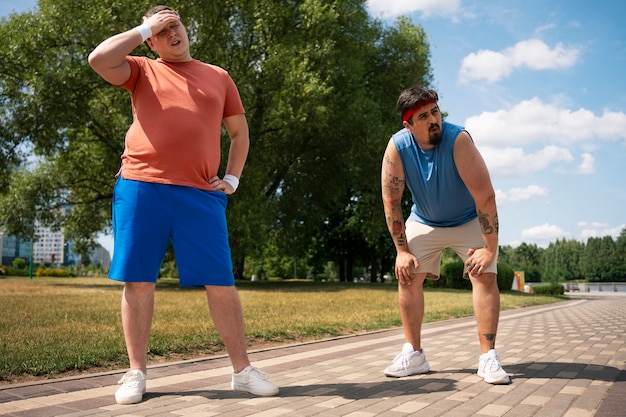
<box><xmin>380</xmin><ymin>86</ymin><xmax>510</xmax><ymax>384</ymax></box>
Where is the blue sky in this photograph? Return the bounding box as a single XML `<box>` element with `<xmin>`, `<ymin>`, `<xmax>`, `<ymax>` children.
<box><xmin>3</xmin><ymin>1</ymin><xmax>625</xmax><ymax>255</ymax></box>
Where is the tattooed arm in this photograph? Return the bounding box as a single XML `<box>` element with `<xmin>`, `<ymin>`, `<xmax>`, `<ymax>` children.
<box><xmin>381</xmin><ymin>139</ymin><xmax>419</xmax><ymax>284</ymax></box>
<box><xmin>453</xmin><ymin>131</ymin><xmax>499</xmax><ymax>274</ymax></box>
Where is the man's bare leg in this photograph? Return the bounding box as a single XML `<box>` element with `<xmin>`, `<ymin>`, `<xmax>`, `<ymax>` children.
<box><xmin>469</xmin><ymin>272</ymin><xmax>500</xmax><ymax>353</ymax></box>
<box><xmin>121</xmin><ymin>282</ymin><xmax>155</xmax><ymax>371</ymax></box>
<box><xmin>397</xmin><ymin>273</ymin><xmax>427</xmax><ymax>350</ymax></box>
<box><xmin>205</xmin><ymin>285</ymin><xmax>250</xmax><ymax>372</ymax></box>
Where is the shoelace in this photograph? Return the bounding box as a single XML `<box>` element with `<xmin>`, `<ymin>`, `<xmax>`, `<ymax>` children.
<box><xmin>248</xmin><ymin>367</ymin><xmax>270</xmax><ymax>381</ymax></box>
<box><xmin>118</xmin><ymin>372</ymin><xmax>144</xmax><ymax>386</ymax></box>
<box><xmin>393</xmin><ymin>352</ymin><xmax>413</xmax><ymax>373</ymax></box>
<box><xmin>485</xmin><ymin>355</ymin><xmax>503</xmax><ymax>372</ymax></box>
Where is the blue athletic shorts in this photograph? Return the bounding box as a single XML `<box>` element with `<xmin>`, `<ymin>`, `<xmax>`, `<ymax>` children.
<box><xmin>108</xmin><ymin>177</ymin><xmax>235</xmax><ymax>287</ymax></box>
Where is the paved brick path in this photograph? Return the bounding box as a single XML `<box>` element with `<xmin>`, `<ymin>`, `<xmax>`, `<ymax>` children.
<box><xmin>1</xmin><ymin>296</ymin><xmax>624</xmax><ymax>416</ymax></box>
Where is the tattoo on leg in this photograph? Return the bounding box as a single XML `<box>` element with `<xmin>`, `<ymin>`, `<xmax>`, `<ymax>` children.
<box><xmin>483</xmin><ymin>333</ymin><xmax>496</xmax><ymax>347</ymax></box>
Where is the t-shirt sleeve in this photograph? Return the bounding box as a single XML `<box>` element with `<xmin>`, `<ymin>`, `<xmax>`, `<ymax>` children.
<box><xmin>222</xmin><ymin>73</ymin><xmax>245</xmax><ymax>118</ymax></box>
<box><xmin>119</xmin><ymin>56</ymin><xmax>141</xmax><ymax>92</ymax></box>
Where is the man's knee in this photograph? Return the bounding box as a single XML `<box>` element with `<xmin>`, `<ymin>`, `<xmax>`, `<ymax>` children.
<box><xmin>124</xmin><ymin>282</ymin><xmax>156</xmax><ymax>296</ymax></box>
<box><xmin>470</xmin><ymin>272</ymin><xmax>497</xmax><ymax>286</ymax></box>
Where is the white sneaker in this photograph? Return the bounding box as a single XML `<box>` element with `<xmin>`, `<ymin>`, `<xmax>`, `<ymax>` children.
<box><xmin>115</xmin><ymin>370</ymin><xmax>146</xmax><ymax>404</ymax></box>
<box><xmin>232</xmin><ymin>365</ymin><xmax>279</xmax><ymax>396</ymax></box>
<box><xmin>477</xmin><ymin>349</ymin><xmax>510</xmax><ymax>384</ymax></box>
<box><xmin>384</xmin><ymin>343</ymin><xmax>430</xmax><ymax>377</ymax></box>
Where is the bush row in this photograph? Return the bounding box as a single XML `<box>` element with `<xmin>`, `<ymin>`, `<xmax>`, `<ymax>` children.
<box><xmin>530</xmin><ymin>284</ymin><xmax>565</xmax><ymax>296</ymax></box>
<box><xmin>440</xmin><ymin>261</ymin><xmax>515</xmax><ymax>291</ymax></box>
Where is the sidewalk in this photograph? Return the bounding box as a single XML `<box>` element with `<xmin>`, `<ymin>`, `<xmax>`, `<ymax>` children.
<box><xmin>1</xmin><ymin>295</ymin><xmax>624</xmax><ymax>417</ymax></box>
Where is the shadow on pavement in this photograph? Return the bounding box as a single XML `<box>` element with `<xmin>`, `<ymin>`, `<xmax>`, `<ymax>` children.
<box><xmin>145</xmin><ymin>376</ymin><xmax>458</xmax><ymax>401</ymax></box>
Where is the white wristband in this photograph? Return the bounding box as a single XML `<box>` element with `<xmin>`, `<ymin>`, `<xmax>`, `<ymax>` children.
<box><xmin>222</xmin><ymin>174</ymin><xmax>240</xmax><ymax>192</ymax></box>
<box><xmin>133</xmin><ymin>24</ymin><xmax>152</xmax><ymax>42</ymax></box>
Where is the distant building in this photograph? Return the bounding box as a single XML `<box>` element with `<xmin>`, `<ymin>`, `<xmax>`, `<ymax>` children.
<box><xmin>0</xmin><ymin>224</ymin><xmax>110</xmax><ymax>271</ymax></box>
<box><xmin>1</xmin><ymin>233</ymin><xmax>33</xmax><ymax>266</ymax></box>
<box><xmin>88</xmin><ymin>244</ymin><xmax>111</xmax><ymax>271</ymax></box>
<box><xmin>32</xmin><ymin>226</ymin><xmax>65</xmax><ymax>265</ymax></box>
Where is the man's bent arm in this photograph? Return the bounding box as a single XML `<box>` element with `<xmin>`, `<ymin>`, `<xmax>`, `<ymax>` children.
<box><xmin>454</xmin><ymin>132</ymin><xmax>499</xmax><ymax>260</ymax></box>
<box><xmin>88</xmin><ymin>27</ymin><xmax>146</xmax><ymax>86</ymax></box>
<box><xmin>223</xmin><ymin>114</ymin><xmax>250</xmax><ymax>180</ymax></box>
<box><xmin>381</xmin><ymin>140</ymin><xmax>409</xmax><ymax>254</ymax></box>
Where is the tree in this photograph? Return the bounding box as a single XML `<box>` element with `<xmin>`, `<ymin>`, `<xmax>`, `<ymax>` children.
<box><xmin>542</xmin><ymin>239</ymin><xmax>585</xmax><ymax>283</ymax></box>
<box><xmin>0</xmin><ymin>1</ymin><xmax>433</xmax><ymax>278</ymax></box>
<box><xmin>499</xmin><ymin>243</ymin><xmax>543</xmax><ymax>282</ymax></box>
<box><xmin>581</xmin><ymin>235</ymin><xmax>623</xmax><ymax>282</ymax></box>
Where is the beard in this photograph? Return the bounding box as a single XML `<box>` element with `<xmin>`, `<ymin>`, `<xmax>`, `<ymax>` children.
<box><xmin>428</xmin><ymin>124</ymin><xmax>442</xmax><ymax>145</ymax></box>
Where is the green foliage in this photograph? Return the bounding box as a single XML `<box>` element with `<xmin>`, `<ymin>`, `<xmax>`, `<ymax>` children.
<box><xmin>496</xmin><ymin>263</ymin><xmax>515</xmax><ymax>291</ymax></box>
<box><xmin>542</xmin><ymin>238</ymin><xmax>584</xmax><ymax>283</ymax></box>
<box><xmin>582</xmin><ymin>236</ymin><xmax>624</xmax><ymax>282</ymax></box>
<box><xmin>531</xmin><ymin>283</ymin><xmax>565</xmax><ymax>296</ymax></box>
<box><xmin>440</xmin><ymin>261</ymin><xmax>515</xmax><ymax>291</ymax></box>
<box><xmin>244</xmin><ymin>239</ymin><xmax>314</xmax><ymax>279</ymax></box>
<box><xmin>499</xmin><ymin>243</ymin><xmax>544</xmax><ymax>282</ymax></box>
<box><xmin>442</xmin><ymin>261</ymin><xmax>471</xmax><ymax>290</ymax></box>
<box><xmin>12</xmin><ymin>258</ymin><xmax>26</xmax><ymax>270</ymax></box>
<box><xmin>500</xmin><ymin>231</ymin><xmax>626</xmax><ymax>283</ymax></box>
<box><xmin>6</xmin><ymin>267</ymin><xmax>30</xmax><ymax>276</ymax></box>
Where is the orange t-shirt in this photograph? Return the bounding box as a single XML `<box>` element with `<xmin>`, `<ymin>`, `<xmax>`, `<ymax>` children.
<box><xmin>118</xmin><ymin>56</ymin><xmax>245</xmax><ymax>190</ymax></box>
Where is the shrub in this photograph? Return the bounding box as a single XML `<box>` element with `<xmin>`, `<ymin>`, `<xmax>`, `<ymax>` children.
<box><xmin>441</xmin><ymin>261</ymin><xmax>516</xmax><ymax>292</ymax></box>
<box><xmin>35</xmin><ymin>268</ymin><xmax>72</xmax><ymax>278</ymax></box>
<box><xmin>12</xmin><ymin>258</ymin><xmax>27</xmax><ymax>270</ymax></box>
<box><xmin>442</xmin><ymin>261</ymin><xmax>471</xmax><ymax>290</ymax></box>
<box><xmin>497</xmin><ymin>263</ymin><xmax>515</xmax><ymax>291</ymax></box>
<box><xmin>7</xmin><ymin>267</ymin><xmax>30</xmax><ymax>276</ymax></box>
<box><xmin>532</xmin><ymin>284</ymin><xmax>565</xmax><ymax>296</ymax></box>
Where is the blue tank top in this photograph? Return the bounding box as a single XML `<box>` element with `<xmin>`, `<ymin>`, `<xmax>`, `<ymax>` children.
<box><xmin>392</xmin><ymin>121</ymin><xmax>477</xmax><ymax>227</ymax></box>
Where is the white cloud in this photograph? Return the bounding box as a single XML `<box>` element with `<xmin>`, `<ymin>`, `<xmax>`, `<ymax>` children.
<box><xmin>497</xmin><ymin>185</ymin><xmax>548</xmax><ymax>203</ymax></box>
<box><xmin>465</xmin><ymin>97</ymin><xmax>626</xmax><ymax>147</ymax></box>
<box><xmin>577</xmin><ymin>222</ymin><xmax>625</xmax><ymax>240</ymax></box>
<box><xmin>517</xmin><ymin>223</ymin><xmax>625</xmax><ymax>247</ymax></box>
<box><xmin>366</xmin><ymin>0</ymin><xmax>461</xmax><ymax>19</ymax></box>
<box><xmin>459</xmin><ymin>39</ymin><xmax>580</xmax><ymax>84</ymax></box>
<box><xmin>576</xmin><ymin>153</ymin><xmax>595</xmax><ymax>174</ymax></box>
<box><xmin>521</xmin><ymin>223</ymin><xmax>568</xmax><ymax>247</ymax></box>
<box><xmin>480</xmin><ymin>145</ymin><xmax>573</xmax><ymax>177</ymax></box>
<box><xmin>577</xmin><ymin>222</ymin><xmax>608</xmax><ymax>228</ymax></box>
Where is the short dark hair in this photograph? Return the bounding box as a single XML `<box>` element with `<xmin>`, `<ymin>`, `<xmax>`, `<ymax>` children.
<box><xmin>396</xmin><ymin>87</ymin><xmax>439</xmax><ymax>123</ymax></box>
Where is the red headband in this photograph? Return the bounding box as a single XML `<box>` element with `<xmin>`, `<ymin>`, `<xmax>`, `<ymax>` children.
<box><xmin>401</xmin><ymin>99</ymin><xmax>437</xmax><ymax>123</ymax></box>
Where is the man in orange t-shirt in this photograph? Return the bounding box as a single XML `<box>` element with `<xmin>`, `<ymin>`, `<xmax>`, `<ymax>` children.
<box><xmin>88</xmin><ymin>5</ymin><xmax>278</xmax><ymax>405</ymax></box>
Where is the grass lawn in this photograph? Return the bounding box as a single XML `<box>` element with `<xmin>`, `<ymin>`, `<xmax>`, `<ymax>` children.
<box><xmin>0</xmin><ymin>276</ymin><xmax>564</xmax><ymax>384</ymax></box>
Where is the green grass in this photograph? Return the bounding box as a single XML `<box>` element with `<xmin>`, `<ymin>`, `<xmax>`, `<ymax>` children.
<box><xmin>0</xmin><ymin>276</ymin><xmax>564</xmax><ymax>383</ymax></box>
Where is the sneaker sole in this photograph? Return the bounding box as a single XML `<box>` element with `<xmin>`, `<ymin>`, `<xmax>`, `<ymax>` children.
<box><xmin>231</xmin><ymin>382</ymin><xmax>279</xmax><ymax>396</ymax></box>
<box><xmin>477</xmin><ymin>371</ymin><xmax>511</xmax><ymax>385</ymax></box>
<box><xmin>384</xmin><ymin>364</ymin><xmax>430</xmax><ymax>378</ymax></box>
<box><xmin>115</xmin><ymin>391</ymin><xmax>145</xmax><ymax>405</ymax></box>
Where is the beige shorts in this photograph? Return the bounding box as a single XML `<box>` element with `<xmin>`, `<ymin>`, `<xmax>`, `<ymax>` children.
<box><xmin>405</xmin><ymin>218</ymin><xmax>498</xmax><ymax>280</ymax></box>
